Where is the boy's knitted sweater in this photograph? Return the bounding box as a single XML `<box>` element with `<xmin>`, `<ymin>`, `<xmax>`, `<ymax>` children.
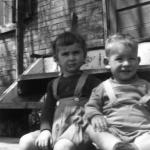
<box><xmin>85</xmin><ymin>77</ymin><xmax>150</xmax><ymax>142</ymax></box>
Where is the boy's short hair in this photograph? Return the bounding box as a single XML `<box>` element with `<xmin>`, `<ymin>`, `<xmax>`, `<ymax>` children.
<box><xmin>105</xmin><ymin>33</ymin><xmax>138</xmax><ymax>57</ymax></box>
<box><xmin>52</xmin><ymin>31</ymin><xmax>87</xmax><ymax>60</ymax></box>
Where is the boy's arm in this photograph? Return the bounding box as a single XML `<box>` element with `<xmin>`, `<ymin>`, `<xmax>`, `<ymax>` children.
<box><xmin>85</xmin><ymin>83</ymin><xmax>104</xmax><ymax>121</ymax></box>
<box><xmin>40</xmin><ymin>80</ymin><xmax>56</xmax><ymax>132</ymax></box>
<box><xmin>141</xmin><ymin>81</ymin><xmax>150</xmax><ymax>107</ymax></box>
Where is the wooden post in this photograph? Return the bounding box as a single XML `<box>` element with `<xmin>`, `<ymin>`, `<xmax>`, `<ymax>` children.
<box><xmin>16</xmin><ymin>0</ymin><xmax>24</xmax><ymax>76</ymax></box>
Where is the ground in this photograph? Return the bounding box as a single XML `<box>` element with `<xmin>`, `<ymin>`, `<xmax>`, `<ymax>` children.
<box><xmin>0</xmin><ymin>137</ymin><xmax>19</xmax><ymax>150</ymax></box>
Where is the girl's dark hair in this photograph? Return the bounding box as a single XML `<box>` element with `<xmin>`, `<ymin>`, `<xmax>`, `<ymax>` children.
<box><xmin>52</xmin><ymin>31</ymin><xmax>87</xmax><ymax>60</ymax></box>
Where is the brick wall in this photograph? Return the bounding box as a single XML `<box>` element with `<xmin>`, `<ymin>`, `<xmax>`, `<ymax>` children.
<box><xmin>0</xmin><ymin>31</ymin><xmax>16</xmax><ymax>95</ymax></box>
<box><xmin>0</xmin><ymin>0</ymin><xmax>105</xmax><ymax>136</ymax></box>
<box><xmin>24</xmin><ymin>0</ymin><xmax>104</xmax><ymax>67</ymax></box>
<box><xmin>0</xmin><ymin>0</ymin><xmax>104</xmax><ymax>94</ymax></box>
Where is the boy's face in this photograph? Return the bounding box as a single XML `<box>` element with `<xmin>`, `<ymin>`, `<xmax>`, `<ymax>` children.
<box><xmin>107</xmin><ymin>42</ymin><xmax>140</xmax><ymax>83</ymax></box>
<box><xmin>56</xmin><ymin>43</ymin><xmax>85</xmax><ymax>77</ymax></box>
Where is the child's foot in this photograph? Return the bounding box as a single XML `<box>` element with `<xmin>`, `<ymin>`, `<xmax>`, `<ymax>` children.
<box><xmin>113</xmin><ymin>142</ymin><xmax>138</xmax><ymax>150</ymax></box>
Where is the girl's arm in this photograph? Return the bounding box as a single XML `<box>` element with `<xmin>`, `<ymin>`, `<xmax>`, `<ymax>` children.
<box><xmin>40</xmin><ymin>80</ymin><xmax>57</xmax><ymax>132</ymax></box>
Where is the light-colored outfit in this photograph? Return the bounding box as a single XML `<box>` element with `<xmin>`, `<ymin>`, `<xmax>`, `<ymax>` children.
<box><xmin>51</xmin><ymin>73</ymin><xmax>89</xmax><ymax>145</ymax></box>
<box><xmin>85</xmin><ymin>76</ymin><xmax>150</xmax><ymax>142</ymax></box>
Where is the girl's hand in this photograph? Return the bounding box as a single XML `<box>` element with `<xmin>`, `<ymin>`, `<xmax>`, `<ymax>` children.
<box><xmin>35</xmin><ymin>130</ymin><xmax>52</xmax><ymax>150</ymax></box>
<box><xmin>91</xmin><ymin>115</ymin><xmax>108</xmax><ymax>132</ymax></box>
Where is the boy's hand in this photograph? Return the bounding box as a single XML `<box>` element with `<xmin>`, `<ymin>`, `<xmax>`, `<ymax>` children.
<box><xmin>35</xmin><ymin>130</ymin><xmax>52</xmax><ymax>150</ymax></box>
<box><xmin>91</xmin><ymin>115</ymin><xmax>108</xmax><ymax>132</ymax></box>
<box><xmin>140</xmin><ymin>94</ymin><xmax>150</xmax><ymax>106</ymax></box>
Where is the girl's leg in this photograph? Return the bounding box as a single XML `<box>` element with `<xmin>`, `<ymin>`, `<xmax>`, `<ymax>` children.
<box><xmin>54</xmin><ymin>139</ymin><xmax>76</xmax><ymax>150</ymax></box>
<box><xmin>19</xmin><ymin>130</ymin><xmax>40</xmax><ymax>150</ymax></box>
<box><xmin>134</xmin><ymin>132</ymin><xmax>150</xmax><ymax>150</ymax></box>
<box><xmin>86</xmin><ymin>125</ymin><xmax>121</xmax><ymax>150</ymax></box>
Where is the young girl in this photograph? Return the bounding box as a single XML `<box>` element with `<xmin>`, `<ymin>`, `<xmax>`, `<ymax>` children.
<box><xmin>85</xmin><ymin>33</ymin><xmax>150</xmax><ymax>150</ymax></box>
<box><xmin>19</xmin><ymin>31</ymin><xmax>100</xmax><ymax>150</ymax></box>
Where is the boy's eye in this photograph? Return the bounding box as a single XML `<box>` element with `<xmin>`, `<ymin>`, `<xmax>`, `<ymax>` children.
<box><xmin>73</xmin><ymin>50</ymin><xmax>80</xmax><ymax>55</ymax></box>
<box><xmin>129</xmin><ymin>57</ymin><xmax>136</xmax><ymax>60</ymax></box>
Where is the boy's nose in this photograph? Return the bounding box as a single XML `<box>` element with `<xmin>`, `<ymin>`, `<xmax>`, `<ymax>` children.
<box><xmin>122</xmin><ymin>60</ymin><xmax>130</xmax><ymax>66</ymax></box>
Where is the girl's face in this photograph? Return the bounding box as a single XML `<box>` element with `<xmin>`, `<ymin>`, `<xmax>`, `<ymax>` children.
<box><xmin>107</xmin><ymin>43</ymin><xmax>140</xmax><ymax>83</ymax></box>
<box><xmin>56</xmin><ymin>43</ymin><xmax>85</xmax><ymax>77</ymax></box>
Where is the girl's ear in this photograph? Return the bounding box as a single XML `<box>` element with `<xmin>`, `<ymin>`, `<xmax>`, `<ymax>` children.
<box><xmin>137</xmin><ymin>56</ymin><xmax>141</xmax><ymax>64</ymax></box>
<box><xmin>53</xmin><ymin>55</ymin><xmax>58</xmax><ymax>63</ymax></box>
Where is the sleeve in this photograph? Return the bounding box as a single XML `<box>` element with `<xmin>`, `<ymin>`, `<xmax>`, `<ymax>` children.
<box><xmin>146</xmin><ymin>81</ymin><xmax>150</xmax><ymax>94</ymax></box>
<box><xmin>85</xmin><ymin>83</ymin><xmax>105</xmax><ymax>121</ymax></box>
<box><xmin>40</xmin><ymin>80</ymin><xmax>57</xmax><ymax>131</ymax></box>
<box><xmin>83</xmin><ymin>74</ymin><xmax>101</xmax><ymax>97</ymax></box>
<box><xmin>144</xmin><ymin>80</ymin><xmax>150</xmax><ymax>108</ymax></box>
<box><xmin>139</xmin><ymin>79</ymin><xmax>150</xmax><ymax>109</ymax></box>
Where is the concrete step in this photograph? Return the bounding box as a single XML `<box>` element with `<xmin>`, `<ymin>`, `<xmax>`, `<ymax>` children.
<box><xmin>0</xmin><ymin>137</ymin><xmax>19</xmax><ymax>150</ymax></box>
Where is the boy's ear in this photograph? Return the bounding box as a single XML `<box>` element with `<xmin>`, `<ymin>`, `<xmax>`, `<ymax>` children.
<box><xmin>104</xmin><ymin>57</ymin><xmax>110</xmax><ymax>69</ymax></box>
<box><xmin>104</xmin><ymin>57</ymin><xmax>109</xmax><ymax>65</ymax></box>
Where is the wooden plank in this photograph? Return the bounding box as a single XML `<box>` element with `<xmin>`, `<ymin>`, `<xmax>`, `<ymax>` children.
<box><xmin>0</xmin><ymin>58</ymin><xmax>44</xmax><ymax>103</ymax></box>
<box><xmin>118</xmin><ymin>4</ymin><xmax>150</xmax><ymax>28</ymax></box>
<box><xmin>19</xmin><ymin>72</ymin><xmax>58</xmax><ymax>81</ymax></box>
<box><xmin>117</xmin><ymin>4</ymin><xmax>150</xmax><ymax>39</ymax></box>
<box><xmin>0</xmin><ymin>81</ymin><xmax>18</xmax><ymax>103</ymax></box>
<box><xmin>0</xmin><ymin>101</ymin><xmax>43</xmax><ymax>109</ymax></box>
<box><xmin>102</xmin><ymin>0</ymin><xmax>108</xmax><ymax>39</ymax></box>
<box><xmin>116</xmin><ymin>0</ymin><xmax>150</xmax><ymax>9</ymax></box>
<box><xmin>108</xmin><ymin>0</ymin><xmax>118</xmax><ymax>34</ymax></box>
<box><xmin>22</xmin><ymin>58</ymin><xmax>44</xmax><ymax>75</ymax></box>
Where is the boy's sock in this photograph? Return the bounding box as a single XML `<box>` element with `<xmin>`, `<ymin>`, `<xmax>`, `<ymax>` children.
<box><xmin>113</xmin><ymin>142</ymin><xmax>138</xmax><ymax>150</ymax></box>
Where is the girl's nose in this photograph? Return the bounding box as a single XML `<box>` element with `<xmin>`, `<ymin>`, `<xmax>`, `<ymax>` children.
<box><xmin>68</xmin><ymin>54</ymin><xmax>75</xmax><ymax>60</ymax></box>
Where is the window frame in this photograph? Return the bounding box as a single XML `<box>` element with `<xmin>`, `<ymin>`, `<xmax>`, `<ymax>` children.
<box><xmin>105</xmin><ymin>0</ymin><xmax>150</xmax><ymax>42</ymax></box>
<box><xmin>0</xmin><ymin>0</ymin><xmax>16</xmax><ymax>33</ymax></box>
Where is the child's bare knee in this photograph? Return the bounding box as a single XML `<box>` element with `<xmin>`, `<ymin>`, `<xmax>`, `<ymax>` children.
<box><xmin>19</xmin><ymin>134</ymin><xmax>35</xmax><ymax>150</ymax></box>
<box><xmin>54</xmin><ymin>139</ymin><xmax>76</xmax><ymax>150</ymax></box>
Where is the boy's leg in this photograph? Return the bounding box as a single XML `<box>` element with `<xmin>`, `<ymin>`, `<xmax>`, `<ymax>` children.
<box><xmin>19</xmin><ymin>130</ymin><xmax>40</xmax><ymax>150</ymax></box>
<box><xmin>85</xmin><ymin>125</ymin><xmax>121</xmax><ymax>150</ymax></box>
<box><xmin>134</xmin><ymin>132</ymin><xmax>150</xmax><ymax>150</ymax></box>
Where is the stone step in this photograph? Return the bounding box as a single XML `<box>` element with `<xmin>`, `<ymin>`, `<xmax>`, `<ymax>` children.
<box><xmin>0</xmin><ymin>137</ymin><xmax>19</xmax><ymax>150</ymax></box>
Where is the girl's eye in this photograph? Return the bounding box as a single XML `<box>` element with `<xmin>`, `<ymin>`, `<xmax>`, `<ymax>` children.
<box><xmin>61</xmin><ymin>52</ymin><xmax>69</xmax><ymax>56</ymax></box>
<box><xmin>116</xmin><ymin>58</ymin><xmax>122</xmax><ymax>61</ymax></box>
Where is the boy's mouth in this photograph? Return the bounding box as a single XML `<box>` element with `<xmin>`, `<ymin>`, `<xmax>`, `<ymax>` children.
<box><xmin>68</xmin><ymin>62</ymin><xmax>77</xmax><ymax>66</ymax></box>
<box><xmin>120</xmin><ymin>69</ymin><xmax>132</xmax><ymax>73</ymax></box>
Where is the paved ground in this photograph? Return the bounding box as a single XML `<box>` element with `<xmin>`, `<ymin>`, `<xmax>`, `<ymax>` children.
<box><xmin>0</xmin><ymin>137</ymin><xmax>19</xmax><ymax>150</ymax></box>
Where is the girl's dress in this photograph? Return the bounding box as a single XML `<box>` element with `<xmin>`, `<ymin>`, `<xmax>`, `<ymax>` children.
<box><xmin>52</xmin><ymin>73</ymin><xmax>88</xmax><ymax>145</ymax></box>
<box><xmin>40</xmin><ymin>72</ymin><xmax>100</xmax><ymax>147</ymax></box>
